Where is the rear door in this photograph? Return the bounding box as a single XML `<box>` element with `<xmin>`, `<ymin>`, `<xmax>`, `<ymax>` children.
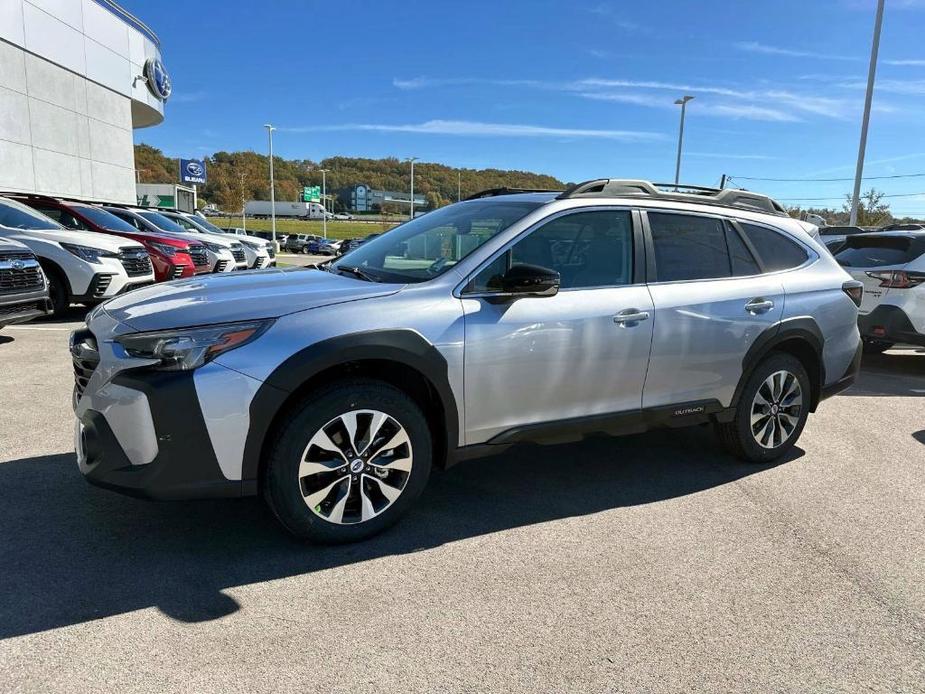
<box><xmin>834</xmin><ymin>235</ymin><xmax>925</xmax><ymax>315</ymax></box>
<box><xmin>641</xmin><ymin>212</ymin><xmax>787</xmax><ymax>409</ymax></box>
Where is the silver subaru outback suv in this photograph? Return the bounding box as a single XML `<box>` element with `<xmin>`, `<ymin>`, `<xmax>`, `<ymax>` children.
<box><xmin>72</xmin><ymin>180</ymin><xmax>863</xmax><ymax>543</ymax></box>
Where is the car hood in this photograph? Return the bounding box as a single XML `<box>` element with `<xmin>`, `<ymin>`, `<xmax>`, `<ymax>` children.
<box><xmin>0</xmin><ymin>235</ymin><xmax>31</xmax><ymax>252</ymax></box>
<box><xmin>0</xmin><ymin>224</ymin><xmax>142</xmax><ymax>251</ymax></box>
<box><xmin>100</xmin><ymin>266</ymin><xmax>401</xmax><ymax>332</ymax></box>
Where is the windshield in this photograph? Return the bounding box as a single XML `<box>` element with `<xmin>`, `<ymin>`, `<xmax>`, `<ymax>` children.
<box><xmin>137</xmin><ymin>210</ymin><xmax>187</xmax><ymax>233</ymax></box>
<box><xmin>331</xmin><ymin>200</ymin><xmax>542</xmax><ymax>282</ymax></box>
<box><xmin>0</xmin><ymin>198</ymin><xmax>63</xmax><ymax>231</ymax></box>
<box><xmin>76</xmin><ymin>205</ymin><xmax>139</xmax><ymax>233</ymax></box>
<box><xmin>183</xmin><ymin>214</ymin><xmax>226</xmax><ymax>234</ymax></box>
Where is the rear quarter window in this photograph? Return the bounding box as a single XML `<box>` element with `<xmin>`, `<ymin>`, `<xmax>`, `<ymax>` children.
<box><xmin>740</xmin><ymin>223</ymin><xmax>809</xmax><ymax>272</ymax></box>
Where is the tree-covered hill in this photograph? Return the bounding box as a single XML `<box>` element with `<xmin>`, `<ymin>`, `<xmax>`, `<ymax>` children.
<box><xmin>135</xmin><ymin>144</ymin><xmax>567</xmax><ymax>212</ymax></box>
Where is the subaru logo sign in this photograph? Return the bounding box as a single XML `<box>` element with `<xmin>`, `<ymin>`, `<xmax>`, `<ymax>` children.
<box><xmin>143</xmin><ymin>58</ymin><xmax>172</xmax><ymax>101</ymax></box>
<box><xmin>11</xmin><ymin>259</ymin><xmax>24</xmax><ymax>270</ymax></box>
<box><xmin>179</xmin><ymin>158</ymin><xmax>207</xmax><ymax>185</ymax></box>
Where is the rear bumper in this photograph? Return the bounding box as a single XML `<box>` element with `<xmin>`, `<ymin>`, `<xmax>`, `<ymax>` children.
<box><xmin>858</xmin><ymin>305</ymin><xmax>925</xmax><ymax>346</ymax></box>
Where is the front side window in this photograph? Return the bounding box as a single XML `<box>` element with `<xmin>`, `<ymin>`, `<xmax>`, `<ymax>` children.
<box><xmin>740</xmin><ymin>223</ymin><xmax>809</xmax><ymax>272</ymax></box>
<box><xmin>466</xmin><ymin>210</ymin><xmax>634</xmax><ymax>293</ymax></box>
<box><xmin>331</xmin><ymin>200</ymin><xmax>541</xmax><ymax>283</ymax></box>
<box><xmin>0</xmin><ymin>199</ymin><xmax>62</xmax><ymax>230</ymax></box>
<box><xmin>649</xmin><ymin>212</ymin><xmax>732</xmax><ymax>282</ymax></box>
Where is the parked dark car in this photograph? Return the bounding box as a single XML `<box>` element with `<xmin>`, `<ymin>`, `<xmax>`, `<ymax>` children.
<box><xmin>338</xmin><ymin>233</ymin><xmax>381</xmax><ymax>255</ymax></box>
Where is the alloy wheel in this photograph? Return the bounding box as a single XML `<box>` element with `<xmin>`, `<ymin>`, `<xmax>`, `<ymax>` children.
<box><xmin>298</xmin><ymin>409</ymin><xmax>413</xmax><ymax>524</ymax></box>
<box><xmin>750</xmin><ymin>370</ymin><xmax>803</xmax><ymax>449</ymax></box>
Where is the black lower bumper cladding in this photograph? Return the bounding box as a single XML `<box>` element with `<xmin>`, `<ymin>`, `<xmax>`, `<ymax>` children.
<box><xmin>79</xmin><ymin>369</ymin><xmax>243</xmax><ymax>500</ymax></box>
<box><xmin>858</xmin><ymin>305</ymin><xmax>925</xmax><ymax>346</ymax></box>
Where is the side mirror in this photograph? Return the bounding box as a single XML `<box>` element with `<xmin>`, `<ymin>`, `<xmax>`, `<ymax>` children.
<box><xmin>501</xmin><ymin>263</ymin><xmax>560</xmax><ymax>297</ymax></box>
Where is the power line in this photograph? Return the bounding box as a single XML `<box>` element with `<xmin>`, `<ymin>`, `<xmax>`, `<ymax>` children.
<box><xmin>778</xmin><ymin>191</ymin><xmax>925</xmax><ymax>202</ymax></box>
<box><xmin>728</xmin><ymin>172</ymin><xmax>925</xmax><ymax>183</ymax></box>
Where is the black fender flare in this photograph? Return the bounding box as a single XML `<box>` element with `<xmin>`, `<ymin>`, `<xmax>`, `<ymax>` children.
<box><xmin>728</xmin><ymin>317</ymin><xmax>826</xmax><ymax>414</ymax></box>
<box><xmin>240</xmin><ymin>329</ymin><xmax>460</xmax><ymax>484</ymax></box>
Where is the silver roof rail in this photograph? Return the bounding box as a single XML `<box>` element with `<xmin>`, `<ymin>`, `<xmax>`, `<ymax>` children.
<box><xmin>557</xmin><ymin>179</ymin><xmax>788</xmax><ymax>216</ymax></box>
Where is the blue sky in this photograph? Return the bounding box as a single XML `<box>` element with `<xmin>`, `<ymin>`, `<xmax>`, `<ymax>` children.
<box><xmin>124</xmin><ymin>0</ymin><xmax>925</xmax><ymax>215</ymax></box>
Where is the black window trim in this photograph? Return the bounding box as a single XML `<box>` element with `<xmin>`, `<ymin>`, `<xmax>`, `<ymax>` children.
<box><xmin>732</xmin><ymin>218</ymin><xmax>818</xmax><ymax>276</ymax></box>
<box><xmin>455</xmin><ymin>205</ymin><xmax>645</xmax><ymax>298</ymax></box>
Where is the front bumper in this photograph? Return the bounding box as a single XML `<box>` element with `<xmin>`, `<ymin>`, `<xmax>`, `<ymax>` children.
<box><xmin>858</xmin><ymin>305</ymin><xmax>925</xmax><ymax>347</ymax></box>
<box><xmin>0</xmin><ymin>287</ymin><xmax>51</xmax><ymax>327</ymax></box>
<box><xmin>75</xmin><ymin>367</ymin><xmax>246</xmax><ymax>500</ymax></box>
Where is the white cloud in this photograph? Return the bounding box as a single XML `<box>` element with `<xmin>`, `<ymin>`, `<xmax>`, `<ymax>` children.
<box><xmin>734</xmin><ymin>41</ymin><xmax>860</xmax><ymax>62</ymax></box>
<box><xmin>883</xmin><ymin>58</ymin><xmax>925</xmax><ymax>66</ymax></box>
<box><xmin>280</xmin><ymin>119</ymin><xmax>665</xmax><ymax>141</ymax></box>
<box><xmin>578</xmin><ymin>90</ymin><xmax>801</xmax><ymax>122</ymax></box>
<box><xmin>686</xmin><ymin>152</ymin><xmax>778</xmax><ymax>160</ymax></box>
<box><xmin>840</xmin><ymin>78</ymin><xmax>925</xmax><ymax>94</ymax></box>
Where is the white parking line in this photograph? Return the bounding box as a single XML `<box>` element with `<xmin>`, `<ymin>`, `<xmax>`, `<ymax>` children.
<box><xmin>4</xmin><ymin>326</ymin><xmax>74</xmax><ymax>331</ymax></box>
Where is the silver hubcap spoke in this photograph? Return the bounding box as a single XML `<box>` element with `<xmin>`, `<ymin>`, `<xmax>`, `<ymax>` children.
<box><xmin>750</xmin><ymin>369</ymin><xmax>803</xmax><ymax>450</ymax></box>
<box><xmin>298</xmin><ymin>409</ymin><xmax>413</xmax><ymax>525</ymax></box>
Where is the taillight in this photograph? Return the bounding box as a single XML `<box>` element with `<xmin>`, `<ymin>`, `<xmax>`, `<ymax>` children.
<box><xmin>865</xmin><ymin>270</ymin><xmax>925</xmax><ymax>289</ymax></box>
<box><xmin>842</xmin><ymin>280</ymin><xmax>863</xmax><ymax>307</ymax></box>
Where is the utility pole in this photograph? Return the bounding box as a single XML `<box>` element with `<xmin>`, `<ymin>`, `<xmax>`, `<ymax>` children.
<box><xmin>264</xmin><ymin>123</ymin><xmax>277</xmax><ymax>249</ymax></box>
<box><xmin>850</xmin><ymin>0</ymin><xmax>885</xmax><ymax>226</ymax></box>
<box><xmin>318</xmin><ymin>168</ymin><xmax>328</xmax><ymax>238</ymax></box>
<box><xmin>674</xmin><ymin>96</ymin><xmax>694</xmax><ymax>187</ymax></box>
<box><xmin>407</xmin><ymin>157</ymin><xmax>419</xmax><ymax>221</ymax></box>
<box><xmin>240</xmin><ymin>171</ymin><xmax>247</xmax><ymax>233</ymax></box>
<box><xmin>457</xmin><ymin>171</ymin><xmax>461</xmax><ymax>202</ymax></box>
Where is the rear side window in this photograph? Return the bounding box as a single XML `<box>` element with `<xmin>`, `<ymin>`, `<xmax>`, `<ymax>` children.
<box><xmin>725</xmin><ymin>226</ymin><xmax>761</xmax><ymax>276</ymax></box>
<box><xmin>31</xmin><ymin>206</ymin><xmax>88</xmax><ymax>230</ymax></box>
<box><xmin>740</xmin><ymin>223</ymin><xmax>809</xmax><ymax>272</ymax></box>
<box><xmin>834</xmin><ymin>237</ymin><xmax>923</xmax><ymax>268</ymax></box>
<box><xmin>649</xmin><ymin>212</ymin><xmax>732</xmax><ymax>282</ymax></box>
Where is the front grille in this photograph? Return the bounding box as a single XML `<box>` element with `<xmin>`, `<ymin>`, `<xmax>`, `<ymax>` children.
<box><xmin>266</xmin><ymin>245</ymin><xmax>276</xmax><ymax>259</ymax></box>
<box><xmin>231</xmin><ymin>246</ymin><xmax>246</xmax><ymax>263</ymax></box>
<box><xmin>70</xmin><ymin>328</ymin><xmax>100</xmax><ymax>400</ymax></box>
<box><xmin>119</xmin><ymin>247</ymin><xmax>153</xmax><ymax>277</ymax></box>
<box><xmin>120</xmin><ymin>280</ymin><xmax>153</xmax><ymax>294</ymax></box>
<box><xmin>0</xmin><ymin>252</ymin><xmax>44</xmax><ymax>293</ymax></box>
<box><xmin>214</xmin><ymin>260</ymin><xmax>230</xmax><ymax>273</ymax></box>
<box><xmin>188</xmin><ymin>246</ymin><xmax>209</xmax><ymax>267</ymax></box>
<box><xmin>89</xmin><ymin>274</ymin><xmax>113</xmax><ymax>298</ymax></box>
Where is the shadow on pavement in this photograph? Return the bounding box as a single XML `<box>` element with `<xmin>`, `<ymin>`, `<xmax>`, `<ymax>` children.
<box><xmin>848</xmin><ymin>348</ymin><xmax>925</xmax><ymax>398</ymax></box>
<box><xmin>0</xmin><ymin>426</ymin><xmax>798</xmax><ymax>639</ymax></box>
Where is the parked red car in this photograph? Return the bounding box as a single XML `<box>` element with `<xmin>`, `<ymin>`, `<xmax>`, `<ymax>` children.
<box><xmin>10</xmin><ymin>196</ymin><xmax>210</xmax><ymax>281</ymax></box>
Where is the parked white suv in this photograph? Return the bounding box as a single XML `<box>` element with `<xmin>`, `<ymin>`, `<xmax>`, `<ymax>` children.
<box><xmin>833</xmin><ymin>230</ymin><xmax>925</xmax><ymax>352</ymax></box>
<box><xmin>0</xmin><ymin>196</ymin><xmax>153</xmax><ymax>315</ymax></box>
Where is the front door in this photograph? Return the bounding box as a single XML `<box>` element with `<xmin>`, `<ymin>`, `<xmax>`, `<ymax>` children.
<box><xmin>461</xmin><ymin>209</ymin><xmax>654</xmax><ymax>444</ymax></box>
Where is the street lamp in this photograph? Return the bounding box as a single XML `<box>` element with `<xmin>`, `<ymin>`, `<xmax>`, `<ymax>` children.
<box><xmin>318</xmin><ymin>168</ymin><xmax>328</xmax><ymax>239</ymax></box>
<box><xmin>850</xmin><ymin>0</ymin><xmax>885</xmax><ymax>226</ymax></box>
<box><xmin>673</xmin><ymin>95</ymin><xmax>694</xmax><ymax>187</ymax></box>
<box><xmin>406</xmin><ymin>157</ymin><xmax>419</xmax><ymax>221</ymax></box>
<box><xmin>264</xmin><ymin>123</ymin><xmax>277</xmax><ymax>249</ymax></box>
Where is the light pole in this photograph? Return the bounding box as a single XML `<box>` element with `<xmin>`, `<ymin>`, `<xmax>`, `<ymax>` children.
<box><xmin>850</xmin><ymin>0</ymin><xmax>885</xmax><ymax>226</ymax></box>
<box><xmin>674</xmin><ymin>95</ymin><xmax>694</xmax><ymax>187</ymax></box>
<box><xmin>318</xmin><ymin>168</ymin><xmax>328</xmax><ymax>238</ymax></box>
<box><xmin>264</xmin><ymin>123</ymin><xmax>277</xmax><ymax>249</ymax></box>
<box><xmin>407</xmin><ymin>157</ymin><xmax>419</xmax><ymax>221</ymax></box>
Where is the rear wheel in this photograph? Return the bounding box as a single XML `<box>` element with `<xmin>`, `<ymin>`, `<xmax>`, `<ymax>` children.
<box><xmin>862</xmin><ymin>338</ymin><xmax>893</xmax><ymax>355</ymax></box>
<box><xmin>263</xmin><ymin>379</ymin><xmax>432</xmax><ymax>543</ymax></box>
<box><xmin>716</xmin><ymin>353</ymin><xmax>810</xmax><ymax>463</ymax></box>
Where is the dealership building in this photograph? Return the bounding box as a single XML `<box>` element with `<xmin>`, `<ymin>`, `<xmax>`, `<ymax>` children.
<box><xmin>0</xmin><ymin>0</ymin><xmax>167</xmax><ymax>204</ymax></box>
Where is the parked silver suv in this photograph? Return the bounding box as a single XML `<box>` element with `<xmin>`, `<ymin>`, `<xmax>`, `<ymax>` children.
<box><xmin>72</xmin><ymin>180</ymin><xmax>863</xmax><ymax>543</ymax></box>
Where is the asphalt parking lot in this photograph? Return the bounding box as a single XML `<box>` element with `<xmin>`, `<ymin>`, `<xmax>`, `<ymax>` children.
<box><xmin>0</xmin><ymin>315</ymin><xmax>923</xmax><ymax>693</ymax></box>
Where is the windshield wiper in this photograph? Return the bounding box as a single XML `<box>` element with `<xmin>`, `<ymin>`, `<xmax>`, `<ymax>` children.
<box><xmin>335</xmin><ymin>265</ymin><xmax>378</xmax><ymax>282</ymax></box>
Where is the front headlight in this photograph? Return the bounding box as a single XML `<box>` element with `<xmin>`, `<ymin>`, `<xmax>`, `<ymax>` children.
<box><xmin>149</xmin><ymin>242</ymin><xmax>180</xmax><ymax>257</ymax></box>
<box><xmin>203</xmin><ymin>241</ymin><xmax>224</xmax><ymax>252</ymax></box>
<box><xmin>115</xmin><ymin>320</ymin><xmax>274</xmax><ymax>371</ymax></box>
<box><xmin>60</xmin><ymin>243</ymin><xmax>118</xmax><ymax>263</ymax></box>
<box><xmin>241</xmin><ymin>239</ymin><xmax>261</xmax><ymax>250</ymax></box>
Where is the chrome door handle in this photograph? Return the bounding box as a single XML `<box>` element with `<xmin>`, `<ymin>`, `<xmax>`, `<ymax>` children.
<box><xmin>613</xmin><ymin>309</ymin><xmax>650</xmax><ymax>326</ymax></box>
<box><xmin>745</xmin><ymin>298</ymin><xmax>774</xmax><ymax>314</ymax></box>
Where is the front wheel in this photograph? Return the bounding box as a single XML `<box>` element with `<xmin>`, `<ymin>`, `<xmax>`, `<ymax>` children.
<box><xmin>263</xmin><ymin>379</ymin><xmax>432</xmax><ymax>543</ymax></box>
<box><xmin>716</xmin><ymin>353</ymin><xmax>810</xmax><ymax>463</ymax></box>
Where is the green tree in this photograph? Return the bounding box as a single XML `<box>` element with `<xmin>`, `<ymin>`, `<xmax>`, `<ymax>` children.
<box><xmin>843</xmin><ymin>188</ymin><xmax>892</xmax><ymax>227</ymax></box>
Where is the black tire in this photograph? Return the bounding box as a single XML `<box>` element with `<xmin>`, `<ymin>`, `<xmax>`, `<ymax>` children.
<box><xmin>715</xmin><ymin>352</ymin><xmax>810</xmax><ymax>464</ymax></box>
<box><xmin>263</xmin><ymin>379</ymin><xmax>432</xmax><ymax>543</ymax></box>
<box><xmin>862</xmin><ymin>339</ymin><xmax>893</xmax><ymax>355</ymax></box>
<box><xmin>43</xmin><ymin>266</ymin><xmax>69</xmax><ymax>317</ymax></box>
